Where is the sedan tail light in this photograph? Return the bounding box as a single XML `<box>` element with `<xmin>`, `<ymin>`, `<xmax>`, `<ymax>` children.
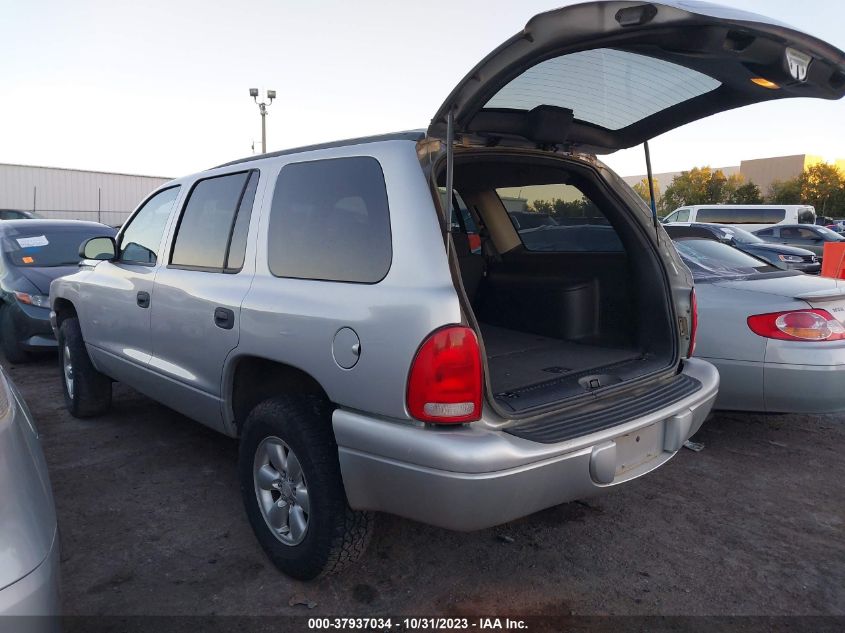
<box><xmin>747</xmin><ymin>309</ymin><xmax>845</xmax><ymax>341</ymax></box>
<box><xmin>688</xmin><ymin>289</ymin><xmax>698</xmax><ymax>357</ymax></box>
<box><xmin>407</xmin><ymin>326</ymin><xmax>482</xmax><ymax>424</ymax></box>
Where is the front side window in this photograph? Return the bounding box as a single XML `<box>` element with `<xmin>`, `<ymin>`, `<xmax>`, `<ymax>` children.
<box><xmin>267</xmin><ymin>157</ymin><xmax>392</xmax><ymax>283</ymax></box>
<box><xmin>119</xmin><ymin>187</ymin><xmax>181</xmax><ymax>264</ymax></box>
<box><xmin>676</xmin><ymin>209</ymin><xmax>690</xmax><ymax>222</ymax></box>
<box><xmin>170</xmin><ymin>171</ymin><xmax>256</xmax><ymax>271</ymax></box>
<box><xmin>662</xmin><ymin>211</ymin><xmax>678</xmax><ymax>223</ymax></box>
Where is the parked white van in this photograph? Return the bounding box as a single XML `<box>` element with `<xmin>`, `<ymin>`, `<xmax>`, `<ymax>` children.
<box><xmin>662</xmin><ymin>205</ymin><xmax>816</xmax><ymax>231</ymax></box>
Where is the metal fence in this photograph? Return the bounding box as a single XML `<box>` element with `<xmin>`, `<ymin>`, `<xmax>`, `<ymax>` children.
<box><xmin>30</xmin><ymin>209</ymin><xmax>130</xmax><ymax>228</ymax></box>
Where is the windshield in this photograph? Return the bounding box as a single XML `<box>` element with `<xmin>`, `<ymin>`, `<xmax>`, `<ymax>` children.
<box><xmin>4</xmin><ymin>227</ymin><xmax>115</xmax><ymax>267</ymax></box>
<box><xmin>675</xmin><ymin>238</ymin><xmax>777</xmax><ymax>281</ymax></box>
<box><xmin>816</xmin><ymin>226</ymin><xmax>844</xmax><ymax>240</ymax></box>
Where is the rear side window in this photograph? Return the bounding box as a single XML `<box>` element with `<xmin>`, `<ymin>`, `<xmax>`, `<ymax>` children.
<box><xmin>267</xmin><ymin>157</ymin><xmax>392</xmax><ymax>283</ymax></box>
<box><xmin>496</xmin><ymin>183</ymin><xmax>624</xmax><ymax>253</ymax></box>
<box><xmin>170</xmin><ymin>171</ymin><xmax>258</xmax><ymax>272</ymax></box>
<box><xmin>120</xmin><ymin>186</ymin><xmax>181</xmax><ymax>265</ymax></box>
<box><xmin>696</xmin><ymin>208</ymin><xmax>786</xmax><ymax>224</ymax></box>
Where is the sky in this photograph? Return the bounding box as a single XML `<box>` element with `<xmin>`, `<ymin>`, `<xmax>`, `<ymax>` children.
<box><xmin>0</xmin><ymin>0</ymin><xmax>843</xmax><ymax>179</ymax></box>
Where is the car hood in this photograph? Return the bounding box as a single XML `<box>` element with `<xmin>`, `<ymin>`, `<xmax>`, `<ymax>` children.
<box><xmin>741</xmin><ymin>242</ymin><xmax>815</xmax><ymax>257</ymax></box>
<box><xmin>428</xmin><ymin>0</ymin><xmax>845</xmax><ymax>152</ymax></box>
<box><xmin>17</xmin><ymin>265</ymin><xmax>78</xmax><ymax>295</ymax></box>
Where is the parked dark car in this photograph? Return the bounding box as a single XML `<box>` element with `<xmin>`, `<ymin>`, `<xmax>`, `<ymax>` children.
<box><xmin>753</xmin><ymin>224</ymin><xmax>845</xmax><ymax>259</ymax></box>
<box><xmin>664</xmin><ymin>223</ymin><xmax>820</xmax><ymax>273</ymax></box>
<box><xmin>0</xmin><ymin>220</ymin><xmax>116</xmax><ymax>362</ymax></box>
<box><xmin>0</xmin><ymin>209</ymin><xmax>42</xmax><ymax>220</ymax></box>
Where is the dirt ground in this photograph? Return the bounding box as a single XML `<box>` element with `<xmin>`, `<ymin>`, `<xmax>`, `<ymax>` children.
<box><xmin>5</xmin><ymin>355</ymin><xmax>844</xmax><ymax>619</ymax></box>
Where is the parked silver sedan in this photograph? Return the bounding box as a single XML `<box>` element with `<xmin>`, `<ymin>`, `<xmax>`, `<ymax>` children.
<box><xmin>0</xmin><ymin>366</ymin><xmax>60</xmax><ymax>621</ymax></box>
<box><xmin>675</xmin><ymin>238</ymin><xmax>845</xmax><ymax>413</ymax></box>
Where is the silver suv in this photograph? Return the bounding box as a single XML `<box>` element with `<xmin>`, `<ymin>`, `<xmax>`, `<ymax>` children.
<box><xmin>49</xmin><ymin>1</ymin><xmax>844</xmax><ymax>579</ymax></box>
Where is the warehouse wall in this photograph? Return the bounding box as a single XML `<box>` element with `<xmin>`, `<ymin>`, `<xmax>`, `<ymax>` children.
<box><xmin>0</xmin><ymin>163</ymin><xmax>171</xmax><ymax>227</ymax></box>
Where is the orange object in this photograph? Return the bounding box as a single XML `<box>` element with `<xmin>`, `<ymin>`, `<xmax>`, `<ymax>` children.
<box><xmin>21</xmin><ymin>256</ymin><xmax>34</xmax><ymax>264</ymax></box>
<box><xmin>821</xmin><ymin>242</ymin><xmax>845</xmax><ymax>279</ymax></box>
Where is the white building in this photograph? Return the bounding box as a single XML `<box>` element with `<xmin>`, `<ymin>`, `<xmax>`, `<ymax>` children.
<box><xmin>0</xmin><ymin>163</ymin><xmax>171</xmax><ymax>227</ymax></box>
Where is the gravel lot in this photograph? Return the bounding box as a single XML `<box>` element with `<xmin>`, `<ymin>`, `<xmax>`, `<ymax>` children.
<box><xmin>5</xmin><ymin>355</ymin><xmax>844</xmax><ymax>618</ymax></box>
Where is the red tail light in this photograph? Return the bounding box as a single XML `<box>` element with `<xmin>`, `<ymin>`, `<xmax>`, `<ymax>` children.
<box><xmin>407</xmin><ymin>326</ymin><xmax>482</xmax><ymax>424</ymax></box>
<box><xmin>688</xmin><ymin>289</ymin><xmax>698</xmax><ymax>357</ymax></box>
<box><xmin>747</xmin><ymin>309</ymin><xmax>845</xmax><ymax>341</ymax></box>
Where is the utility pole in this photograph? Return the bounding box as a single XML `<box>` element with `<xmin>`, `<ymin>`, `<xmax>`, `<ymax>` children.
<box><xmin>249</xmin><ymin>88</ymin><xmax>276</xmax><ymax>154</ymax></box>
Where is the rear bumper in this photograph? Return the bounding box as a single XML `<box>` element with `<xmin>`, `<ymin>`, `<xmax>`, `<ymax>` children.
<box><xmin>764</xmin><ymin>361</ymin><xmax>845</xmax><ymax>413</ymax></box>
<box><xmin>335</xmin><ymin>358</ymin><xmax>718</xmax><ymax>531</ymax></box>
<box><xmin>704</xmin><ymin>338</ymin><xmax>845</xmax><ymax>413</ymax></box>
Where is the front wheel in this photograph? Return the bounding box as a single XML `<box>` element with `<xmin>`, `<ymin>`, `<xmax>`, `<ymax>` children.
<box><xmin>58</xmin><ymin>317</ymin><xmax>112</xmax><ymax>418</ymax></box>
<box><xmin>238</xmin><ymin>395</ymin><xmax>373</xmax><ymax>580</ymax></box>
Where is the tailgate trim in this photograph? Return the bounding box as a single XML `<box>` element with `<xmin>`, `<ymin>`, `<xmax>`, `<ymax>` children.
<box><xmin>504</xmin><ymin>373</ymin><xmax>702</xmax><ymax>444</ymax></box>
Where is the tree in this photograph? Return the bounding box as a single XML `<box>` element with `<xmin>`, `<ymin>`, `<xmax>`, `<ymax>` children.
<box><xmin>801</xmin><ymin>163</ymin><xmax>845</xmax><ymax>213</ymax></box>
<box><xmin>659</xmin><ymin>167</ymin><xmax>759</xmax><ymax>215</ymax></box>
<box><xmin>729</xmin><ymin>182</ymin><xmax>763</xmax><ymax>204</ymax></box>
<box><xmin>767</xmin><ymin>164</ymin><xmax>845</xmax><ymax>215</ymax></box>
<box><xmin>526</xmin><ymin>197</ymin><xmax>601</xmax><ymax>220</ymax></box>
<box><xmin>768</xmin><ymin>178</ymin><xmax>803</xmax><ymax>204</ymax></box>
<box><xmin>632</xmin><ymin>178</ymin><xmax>660</xmax><ymax>206</ymax></box>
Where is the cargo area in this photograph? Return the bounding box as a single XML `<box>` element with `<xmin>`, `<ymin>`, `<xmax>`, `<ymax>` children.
<box><xmin>444</xmin><ymin>155</ymin><xmax>677</xmax><ymax>415</ymax></box>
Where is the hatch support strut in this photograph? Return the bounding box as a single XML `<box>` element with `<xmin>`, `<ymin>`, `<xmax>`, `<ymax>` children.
<box><xmin>444</xmin><ymin>108</ymin><xmax>456</xmax><ymax>260</ymax></box>
<box><xmin>644</xmin><ymin>140</ymin><xmax>659</xmax><ymax>243</ymax></box>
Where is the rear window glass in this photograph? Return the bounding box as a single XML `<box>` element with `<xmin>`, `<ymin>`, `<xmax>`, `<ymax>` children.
<box><xmin>485</xmin><ymin>48</ymin><xmax>721</xmax><ymax>131</ymax></box>
<box><xmin>268</xmin><ymin>157</ymin><xmax>392</xmax><ymax>283</ymax></box>
<box><xmin>675</xmin><ymin>239</ymin><xmax>775</xmax><ymax>280</ymax></box>
<box><xmin>696</xmin><ymin>208</ymin><xmax>786</xmax><ymax>224</ymax></box>
<box><xmin>798</xmin><ymin>207</ymin><xmax>816</xmax><ymax>224</ymax></box>
<box><xmin>497</xmin><ymin>184</ymin><xmax>623</xmax><ymax>253</ymax></box>
<box><xmin>6</xmin><ymin>227</ymin><xmax>116</xmax><ymax>267</ymax></box>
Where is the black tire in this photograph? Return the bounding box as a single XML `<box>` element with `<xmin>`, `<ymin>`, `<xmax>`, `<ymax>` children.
<box><xmin>0</xmin><ymin>304</ymin><xmax>30</xmax><ymax>364</ymax></box>
<box><xmin>58</xmin><ymin>317</ymin><xmax>112</xmax><ymax>418</ymax></box>
<box><xmin>238</xmin><ymin>395</ymin><xmax>373</xmax><ymax>580</ymax></box>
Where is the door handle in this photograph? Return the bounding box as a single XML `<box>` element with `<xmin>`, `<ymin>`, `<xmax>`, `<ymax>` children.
<box><xmin>214</xmin><ymin>307</ymin><xmax>235</xmax><ymax>330</ymax></box>
<box><xmin>136</xmin><ymin>291</ymin><xmax>150</xmax><ymax>308</ymax></box>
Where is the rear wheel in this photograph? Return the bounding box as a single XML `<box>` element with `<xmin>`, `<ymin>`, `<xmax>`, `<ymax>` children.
<box><xmin>238</xmin><ymin>395</ymin><xmax>373</xmax><ymax>580</ymax></box>
<box><xmin>58</xmin><ymin>317</ymin><xmax>112</xmax><ymax>418</ymax></box>
<box><xmin>0</xmin><ymin>304</ymin><xmax>29</xmax><ymax>364</ymax></box>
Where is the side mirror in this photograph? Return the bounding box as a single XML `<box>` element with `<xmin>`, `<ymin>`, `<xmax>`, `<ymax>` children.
<box><xmin>80</xmin><ymin>236</ymin><xmax>117</xmax><ymax>261</ymax></box>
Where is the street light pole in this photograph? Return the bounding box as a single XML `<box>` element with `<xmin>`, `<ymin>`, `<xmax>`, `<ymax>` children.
<box><xmin>249</xmin><ymin>88</ymin><xmax>276</xmax><ymax>154</ymax></box>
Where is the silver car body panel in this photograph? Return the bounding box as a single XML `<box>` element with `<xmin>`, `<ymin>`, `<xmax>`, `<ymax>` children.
<box><xmin>0</xmin><ymin>369</ymin><xmax>60</xmax><ymax>616</ymax></box>
<box><xmin>694</xmin><ymin>274</ymin><xmax>845</xmax><ymax>413</ymax></box>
